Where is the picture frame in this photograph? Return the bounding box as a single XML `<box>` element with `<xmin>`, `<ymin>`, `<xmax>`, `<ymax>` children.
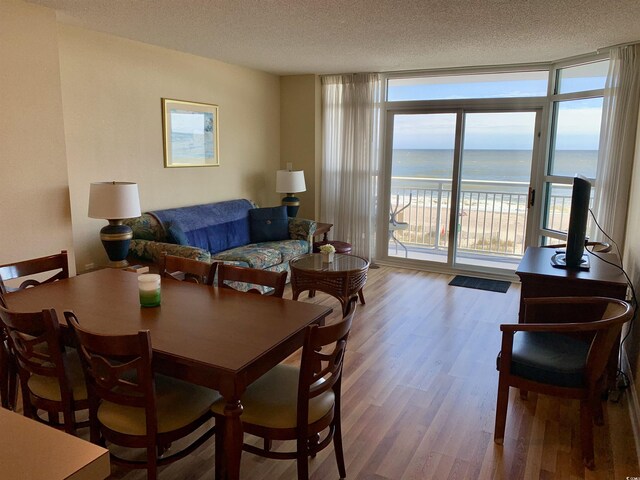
<box><xmin>162</xmin><ymin>98</ymin><xmax>219</xmax><ymax>167</ymax></box>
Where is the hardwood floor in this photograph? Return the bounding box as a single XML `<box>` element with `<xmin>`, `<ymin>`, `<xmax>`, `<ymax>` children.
<box><xmin>101</xmin><ymin>265</ymin><xmax>638</xmax><ymax>479</ymax></box>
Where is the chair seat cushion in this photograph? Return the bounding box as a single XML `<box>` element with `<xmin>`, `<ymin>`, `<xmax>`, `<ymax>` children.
<box><xmin>27</xmin><ymin>350</ymin><xmax>88</xmax><ymax>402</ymax></box>
<box><xmin>510</xmin><ymin>331</ymin><xmax>590</xmax><ymax>388</ymax></box>
<box><xmin>97</xmin><ymin>374</ymin><xmax>219</xmax><ymax>436</ymax></box>
<box><xmin>211</xmin><ymin>364</ymin><xmax>334</xmax><ymax>429</ymax></box>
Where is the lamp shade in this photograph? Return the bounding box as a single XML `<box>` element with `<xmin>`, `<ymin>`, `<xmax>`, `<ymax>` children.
<box><xmin>276</xmin><ymin>170</ymin><xmax>306</xmax><ymax>194</ymax></box>
<box><xmin>88</xmin><ymin>182</ymin><xmax>141</xmax><ymax>220</ymax></box>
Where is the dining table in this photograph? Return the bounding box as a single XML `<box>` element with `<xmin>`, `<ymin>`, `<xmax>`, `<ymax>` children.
<box><xmin>4</xmin><ymin>268</ymin><xmax>332</xmax><ymax>480</ymax></box>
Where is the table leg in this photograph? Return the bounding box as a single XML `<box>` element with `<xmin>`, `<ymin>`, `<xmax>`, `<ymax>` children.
<box><xmin>223</xmin><ymin>398</ymin><xmax>244</xmax><ymax>480</ymax></box>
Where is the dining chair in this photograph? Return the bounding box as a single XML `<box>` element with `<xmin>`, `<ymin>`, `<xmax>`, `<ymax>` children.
<box><xmin>494</xmin><ymin>296</ymin><xmax>633</xmax><ymax>469</ymax></box>
<box><xmin>0</xmin><ymin>250</ymin><xmax>69</xmax><ymax>293</ymax></box>
<box><xmin>0</xmin><ymin>250</ymin><xmax>70</xmax><ymax>411</ymax></box>
<box><xmin>0</xmin><ymin>303</ymin><xmax>88</xmax><ymax>433</ymax></box>
<box><xmin>65</xmin><ymin>311</ymin><xmax>219</xmax><ymax>480</ymax></box>
<box><xmin>217</xmin><ymin>263</ymin><xmax>287</xmax><ymax>298</ymax></box>
<box><xmin>0</xmin><ymin>289</ymin><xmax>15</xmax><ymax>410</ymax></box>
<box><xmin>158</xmin><ymin>252</ymin><xmax>217</xmax><ymax>285</ymax></box>
<box><xmin>211</xmin><ymin>298</ymin><xmax>357</xmax><ymax>480</ymax></box>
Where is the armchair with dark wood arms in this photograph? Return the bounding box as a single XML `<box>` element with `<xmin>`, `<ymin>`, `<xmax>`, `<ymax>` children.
<box><xmin>494</xmin><ymin>296</ymin><xmax>632</xmax><ymax>469</ymax></box>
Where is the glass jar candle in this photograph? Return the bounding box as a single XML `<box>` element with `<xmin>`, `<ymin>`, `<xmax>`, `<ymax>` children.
<box><xmin>138</xmin><ymin>274</ymin><xmax>161</xmax><ymax>307</ymax></box>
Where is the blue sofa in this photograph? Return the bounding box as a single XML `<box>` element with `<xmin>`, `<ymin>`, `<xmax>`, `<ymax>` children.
<box><xmin>125</xmin><ymin>199</ymin><xmax>316</xmax><ymax>278</ymax></box>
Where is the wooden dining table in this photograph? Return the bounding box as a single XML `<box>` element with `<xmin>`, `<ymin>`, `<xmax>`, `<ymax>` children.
<box><xmin>4</xmin><ymin>268</ymin><xmax>332</xmax><ymax>480</ymax></box>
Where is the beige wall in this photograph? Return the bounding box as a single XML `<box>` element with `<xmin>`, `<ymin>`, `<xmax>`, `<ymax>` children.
<box><xmin>57</xmin><ymin>25</ymin><xmax>281</xmax><ymax>271</ymax></box>
<box><xmin>622</xmin><ymin>102</ymin><xmax>640</xmax><ymax>403</ymax></box>
<box><xmin>0</xmin><ymin>0</ymin><xmax>75</xmax><ymax>271</ymax></box>
<box><xmin>280</xmin><ymin>75</ymin><xmax>322</xmax><ymax>220</ymax></box>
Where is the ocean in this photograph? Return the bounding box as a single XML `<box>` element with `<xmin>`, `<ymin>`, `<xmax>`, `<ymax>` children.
<box><xmin>392</xmin><ymin>149</ymin><xmax>597</xmax><ymax>183</ymax></box>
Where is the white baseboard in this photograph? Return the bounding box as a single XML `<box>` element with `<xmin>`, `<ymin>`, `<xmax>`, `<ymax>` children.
<box><xmin>620</xmin><ymin>350</ymin><xmax>640</xmax><ymax>463</ymax></box>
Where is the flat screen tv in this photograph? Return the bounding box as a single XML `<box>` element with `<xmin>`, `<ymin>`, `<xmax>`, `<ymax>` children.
<box><xmin>550</xmin><ymin>176</ymin><xmax>591</xmax><ymax>270</ymax></box>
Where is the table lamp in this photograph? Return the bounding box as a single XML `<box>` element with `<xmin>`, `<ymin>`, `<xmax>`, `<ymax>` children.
<box><xmin>276</xmin><ymin>170</ymin><xmax>306</xmax><ymax>217</ymax></box>
<box><xmin>88</xmin><ymin>181</ymin><xmax>141</xmax><ymax>268</ymax></box>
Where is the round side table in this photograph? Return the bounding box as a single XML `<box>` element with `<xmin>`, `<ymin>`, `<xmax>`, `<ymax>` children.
<box><xmin>290</xmin><ymin>253</ymin><xmax>368</xmax><ymax>316</ymax></box>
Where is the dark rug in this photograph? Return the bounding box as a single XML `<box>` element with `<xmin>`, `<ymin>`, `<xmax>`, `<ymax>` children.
<box><xmin>448</xmin><ymin>275</ymin><xmax>511</xmax><ymax>293</ymax></box>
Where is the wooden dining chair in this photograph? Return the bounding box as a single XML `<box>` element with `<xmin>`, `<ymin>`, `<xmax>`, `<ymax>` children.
<box><xmin>211</xmin><ymin>298</ymin><xmax>357</xmax><ymax>480</ymax></box>
<box><xmin>0</xmin><ymin>289</ymin><xmax>15</xmax><ymax>410</ymax></box>
<box><xmin>0</xmin><ymin>250</ymin><xmax>70</xmax><ymax>411</ymax></box>
<box><xmin>0</xmin><ymin>303</ymin><xmax>88</xmax><ymax>433</ymax></box>
<box><xmin>494</xmin><ymin>296</ymin><xmax>633</xmax><ymax>469</ymax></box>
<box><xmin>158</xmin><ymin>252</ymin><xmax>217</xmax><ymax>285</ymax></box>
<box><xmin>0</xmin><ymin>250</ymin><xmax>69</xmax><ymax>293</ymax></box>
<box><xmin>217</xmin><ymin>263</ymin><xmax>287</xmax><ymax>298</ymax></box>
<box><xmin>65</xmin><ymin>311</ymin><xmax>219</xmax><ymax>480</ymax></box>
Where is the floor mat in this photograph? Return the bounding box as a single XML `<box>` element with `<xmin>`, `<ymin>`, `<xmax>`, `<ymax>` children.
<box><xmin>448</xmin><ymin>275</ymin><xmax>511</xmax><ymax>293</ymax></box>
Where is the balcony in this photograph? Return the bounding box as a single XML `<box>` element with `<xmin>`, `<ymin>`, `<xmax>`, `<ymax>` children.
<box><xmin>388</xmin><ymin>177</ymin><xmax>571</xmax><ymax>268</ymax></box>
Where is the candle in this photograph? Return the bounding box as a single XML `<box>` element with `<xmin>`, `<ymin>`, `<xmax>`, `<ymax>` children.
<box><xmin>138</xmin><ymin>274</ymin><xmax>161</xmax><ymax>307</ymax></box>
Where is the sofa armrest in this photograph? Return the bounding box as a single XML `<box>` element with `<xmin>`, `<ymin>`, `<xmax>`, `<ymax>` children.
<box><xmin>289</xmin><ymin>218</ymin><xmax>317</xmax><ymax>240</ymax></box>
<box><xmin>288</xmin><ymin>218</ymin><xmax>317</xmax><ymax>254</ymax></box>
<box><xmin>129</xmin><ymin>239</ymin><xmax>211</xmax><ymax>263</ymax></box>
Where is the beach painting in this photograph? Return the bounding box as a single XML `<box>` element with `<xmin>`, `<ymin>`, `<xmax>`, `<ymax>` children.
<box><xmin>162</xmin><ymin>99</ymin><xmax>219</xmax><ymax>167</ymax></box>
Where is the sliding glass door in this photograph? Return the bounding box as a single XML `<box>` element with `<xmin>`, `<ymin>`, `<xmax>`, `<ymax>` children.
<box><xmin>385</xmin><ymin>109</ymin><xmax>541</xmax><ymax>274</ymax></box>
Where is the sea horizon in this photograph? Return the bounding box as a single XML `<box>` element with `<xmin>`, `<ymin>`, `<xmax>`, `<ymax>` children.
<box><xmin>392</xmin><ymin>148</ymin><xmax>597</xmax><ymax>183</ymax></box>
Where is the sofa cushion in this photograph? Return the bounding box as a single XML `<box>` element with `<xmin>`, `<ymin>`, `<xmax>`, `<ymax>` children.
<box><xmin>249</xmin><ymin>206</ymin><xmax>289</xmax><ymax>243</ymax></box>
<box><xmin>258</xmin><ymin>239</ymin><xmax>309</xmax><ymax>263</ymax></box>
<box><xmin>150</xmin><ymin>199</ymin><xmax>254</xmax><ymax>254</ymax></box>
<box><xmin>166</xmin><ymin>222</ymin><xmax>189</xmax><ymax>245</ymax></box>
<box><xmin>213</xmin><ymin>245</ymin><xmax>282</xmax><ymax>270</ymax></box>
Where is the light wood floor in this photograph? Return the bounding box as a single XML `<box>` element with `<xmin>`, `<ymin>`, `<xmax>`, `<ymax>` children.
<box><xmin>102</xmin><ymin>265</ymin><xmax>638</xmax><ymax>479</ymax></box>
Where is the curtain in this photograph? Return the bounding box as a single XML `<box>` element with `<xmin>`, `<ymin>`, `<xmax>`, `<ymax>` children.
<box><xmin>321</xmin><ymin>73</ymin><xmax>382</xmax><ymax>260</ymax></box>
<box><xmin>592</xmin><ymin>44</ymin><xmax>640</xmax><ymax>247</ymax></box>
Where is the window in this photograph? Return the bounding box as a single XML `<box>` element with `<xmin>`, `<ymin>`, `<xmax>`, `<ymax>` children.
<box><xmin>387</xmin><ymin>70</ymin><xmax>549</xmax><ymax>101</ymax></box>
<box><xmin>541</xmin><ymin>59</ymin><xmax>609</xmax><ymax>240</ymax></box>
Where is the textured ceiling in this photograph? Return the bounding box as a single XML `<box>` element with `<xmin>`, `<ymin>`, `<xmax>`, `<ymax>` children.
<box><xmin>26</xmin><ymin>0</ymin><xmax>640</xmax><ymax>75</ymax></box>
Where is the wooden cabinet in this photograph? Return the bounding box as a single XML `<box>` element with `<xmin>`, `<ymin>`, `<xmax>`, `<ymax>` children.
<box><xmin>516</xmin><ymin>247</ymin><xmax>627</xmax><ymax>322</ymax></box>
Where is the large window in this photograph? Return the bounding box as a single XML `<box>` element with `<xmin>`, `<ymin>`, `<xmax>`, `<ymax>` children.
<box><xmin>542</xmin><ymin>59</ymin><xmax>609</xmax><ymax>241</ymax></box>
<box><xmin>387</xmin><ymin>70</ymin><xmax>549</xmax><ymax>101</ymax></box>
<box><xmin>382</xmin><ymin>56</ymin><xmax>610</xmax><ymax>274</ymax></box>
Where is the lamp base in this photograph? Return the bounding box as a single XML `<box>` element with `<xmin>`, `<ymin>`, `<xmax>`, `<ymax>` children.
<box><xmin>100</xmin><ymin>221</ymin><xmax>133</xmax><ymax>268</ymax></box>
<box><xmin>282</xmin><ymin>195</ymin><xmax>300</xmax><ymax>217</ymax></box>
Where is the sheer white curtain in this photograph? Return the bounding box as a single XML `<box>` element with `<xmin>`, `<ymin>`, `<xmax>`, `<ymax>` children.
<box><xmin>321</xmin><ymin>74</ymin><xmax>382</xmax><ymax>260</ymax></box>
<box><xmin>592</xmin><ymin>44</ymin><xmax>640</xmax><ymax>246</ymax></box>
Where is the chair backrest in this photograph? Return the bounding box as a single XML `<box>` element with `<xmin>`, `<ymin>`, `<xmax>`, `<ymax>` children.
<box><xmin>296</xmin><ymin>299</ymin><xmax>356</xmax><ymax>428</ymax></box>
<box><xmin>65</xmin><ymin>312</ymin><xmax>158</xmax><ymax>435</ymax></box>
<box><xmin>0</xmin><ymin>250</ymin><xmax>69</xmax><ymax>293</ymax></box>
<box><xmin>0</xmin><ymin>304</ymin><xmax>73</xmax><ymax>404</ymax></box>
<box><xmin>217</xmin><ymin>264</ymin><xmax>287</xmax><ymax>298</ymax></box>
<box><xmin>583</xmin><ymin>298</ymin><xmax>632</xmax><ymax>385</ymax></box>
<box><xmin>522</xmin><ymin>296</ymin><xmax>633</xmax><ymax>387</ymax></box>
<box><xmin>158</xmin><ymin>252</ymin><xmax>217</xmax><ymax>285</ymax></box>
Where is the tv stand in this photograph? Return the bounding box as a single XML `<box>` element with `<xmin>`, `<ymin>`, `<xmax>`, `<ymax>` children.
<box><xmin>550</xmin><ymin>252</ymin><xmax>590</xmax><ymax>271</ymax></box>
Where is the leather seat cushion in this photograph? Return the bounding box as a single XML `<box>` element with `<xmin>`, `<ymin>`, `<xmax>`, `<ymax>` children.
<box><xmin>97</xmin><ymin>374</ymin><xmax>219</xmax><ymax>436</ymax></box>
<box><xmin>510</xmin><ymin>331</ymin><xmax>590</xmax><ymax>388</ymax></box>
<box><xmin>27</xmin><ymin>349</ymin><xmax>88</xmax><ymax>402</ymax></box>
<box><xmin>211</xmin><ymin>364</ymin><xmax>334</xmax><ymax>429</ymax></box>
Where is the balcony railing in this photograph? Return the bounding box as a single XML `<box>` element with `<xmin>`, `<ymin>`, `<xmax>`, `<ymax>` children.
<box><xmin>390</xmin><ymin>177</ymin><xmax>571</xmax><ymax>258</ymax></box>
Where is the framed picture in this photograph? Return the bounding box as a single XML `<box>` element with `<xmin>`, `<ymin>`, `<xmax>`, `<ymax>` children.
<box><xmin>162</xmin><ymin>98</ymin><xmax>219</xmax><ymax>167</ymax></box>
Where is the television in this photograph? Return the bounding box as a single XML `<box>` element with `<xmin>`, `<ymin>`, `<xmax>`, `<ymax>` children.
<box><xmin>550</xmin><ymin>175</ymin><xmax>591</xmax><ymax>271</ymax></box>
